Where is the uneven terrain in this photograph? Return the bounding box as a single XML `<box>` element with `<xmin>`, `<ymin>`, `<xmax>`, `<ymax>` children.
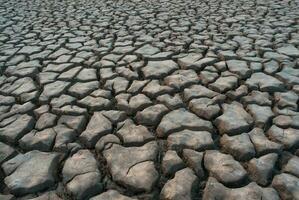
<box><xmin>0</xmin><ymin>0</ymin><xmax>299</xmax><ymax>199</ymax></box>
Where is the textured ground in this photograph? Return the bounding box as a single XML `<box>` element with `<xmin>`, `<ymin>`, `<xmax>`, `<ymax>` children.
<box><xmin>0</xmin><ymin>0</ymin><xmax>299</xmax><ymax>199</ymax></box>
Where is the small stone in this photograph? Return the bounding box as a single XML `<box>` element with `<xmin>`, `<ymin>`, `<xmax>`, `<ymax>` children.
<box><xmin>167</xmin><ymin>129</ymin><xmax>214</xmax><ymax>151</ymax></box>
<box><xmin>128</xmin><ymin>94</ymin><xmax>152</xmax><ymax>114</ymax></box>
<box><xmin>2</xmin><ymin>151</ymin><xmax>60</xmax><ymax>196</ymax></box>
<box><xmin>283</xmin><ymin>156</ymin><xmax>299</xmax><ymax>177</ymax></box>
<box><xmin>40</xmin><ymin>81</ymin><xmax>70</xmax><ymax>102</ymax></box>
<box><xmin>267</xmin><ymin>125</ymin><xmax>299</xmax><ymax>149</ymax></box>
<box><xmin>250</xmin><ymin>62</ymin><xmax>263</xmax><ymax>72</ymax></box>
<box><xmin>116</xmin><ymin>119</ymin><xmax>154</xmax><ymax>145</ymax></box>
<box><xmin>62</xmin><ymin>150</ymin><xmax>98</xmax><ymax>183</ymax></box>
<box><xmin>2</xmin><ymin>77</ymin><xmax>36</xmax><ymax>96</ymax></box>
<box><xmin>248</xmin><ymin>128</ymin><xmax>283</xmax><ymax>156</ymax></box>
<box><xmin>157</xmin><ymin>94</ymin><xmax>184</xmax><ymax>109</ymax></box>
<box><xmin>53</xmin><ymin>105</ymin><xmax>87</xmax><ymax>115</ymax></box>
<box><xmin>104</xmin><ymin>77</ymin><xmax>129</xmax><ymax>94</ymax></box>
<box><xmin>115</xmin><ymin>93</ymin><xmax>131</xmax><ymax>111</ymax></box>
<box><xmin>67</xmin><ymin>142</ymin><xmax>84</xmax><ymax>155</ymax></box>
<box><xmin>264</xmin><ymin>51</ymin><xmax>289</xmax><ymax>61</ymax></box>
<box><xmin>58</xmin><ymin>67</ymin><xmax>81</xmax><ymax>80</ymax></box>
<box><xmin>135</xmin><ymin>44</ymin><xmax>160</xmax><ymax>56</ymax></box>
<box><xmin>272</xmin><ymin>173</ymin><xmax>299</xmax><ymax>200</ymax></box>
<box><xmin>66</xmin><ymin>172</ymin><xmax>102</xmax><ymax>200</ymax></box>
<box><xmin>246</xmin><ymin>72</ymin><xmax>284</xmax><ymax>92</ymax></box>
<box><xmin>27</xmin><ymin>191</ymin><xmax>62</xmax><ymax>200</ymax></box>
<box><xmin>247</xmin><ymin>153</ymin><xmax>278</xmax><ymax>186</ymax></box>
<box><xmin>142</xmin><ymin>80</ymin><xmax>174</xmax><ymax>98</ymax></box>
<box><xmin>200</xmin><ymin>70</ymin><xmax>219</xmax><ymax>84</ymax></box>
<box><xmin>101</xmin><ymin>110</ymin><xmax>127</xmax><ymax>124</ymax></box>
<box><xmin>164</xmin><ymin>70</ymin><xmax>198</xmax><ymax>89</ymax></box>
<box><xmin>76</xmin><ymin>68</ymin><xmax>97</xmax><ymax>81</ymax></box>
<box><xmin>35</xmin><ymin>113</ymin><xmax>57</xmax><ymax>130</ymax></box>
<box><xmin>189</xmin><ymin>98</ymin><xmax>220</xmax><ymax>120</ymax></box>
<box><xmin>247</xmin><ymin>104</ymin><xmax>274</xmax><ymax>127</ymax></box>
<box><xmin>220</xmin><ymin>133</ymin><xmax>255</xmax><ymax>161</ymax></box>
<box><xmin>177</xmin><ymin>53</ymin><xmax>203</xmax><ymax>69</ymax></box>
<box><xmin>203</xmin><ymin>177</ymin><xmax>280</xmax><ymax>200</ymax></box>
<box><xmin>68</xmin><ymin>81</ymin><xmax>99</xmax><ymax>98</ymax></box>
<box><xmin>52</xmin><ymin>125</ymin><xmax>76</xmax><ymax>151</ymax></box>
<box><xmin>190</xmin><ymin>57</ymin><xmax>218</xmax><ymax>71</ymax></box>
<box><xmin>276</xmin><ymin>66</ymin><xmax>299</xmax><ymax>85</ymax></box>
<box><xmin>38</xmin><ymin>72</ymin><xmax>59</xmax><ymax>85</ymax></box>
<box><xmin>0</xmin><ymin>114</ymin><xmax>35</xmax><ymax>144</ymax></box>
<box><xmin>50</xmin><ymin>94</ymin><xmax>76</xmax><ymax>108</ymax></box>
<box><xmin>264</xmin><ymin>60</ymin><xmax>279</xmax><ymax>74</ymax></box>
<box><xmin>78</xmin><ymin>95</ymin><xmax>111</xmax><ymax>111</ymax></box>
<box><xmin>277</xmin><ymin>45</ymin><xmax>299</xmax><ymax>57</ymax></box>
<box><xmin>219</xmin><ymin>50</ymin><xmax>238</xmax><ymax>60</ymax></box>
<box><xmin>19</xmin><ymin>46</ymin><xmax>42</xmax><ymax>54</ymax></box>
<box><xmin>241</xmin><ymin>91</ymin><xmax>272</xmax><ymax>106</ymax></box>
<box><xmin>160</xmin><ymin>168</ymin><xmax>199</xmax><ymax>200</ymax></box>
<box><xmin>62</xmin><ymin>150</ymin><xmax>102</xmax><ymax>199</ymax></box>
<box><xmin>157</xmin><ymin>109</ymin><xmax>213</xmax><ymax>137</ymax></box>
<box><xmin>0</xmin><ymin>95</ymin><xmax>15</xmax><ymax>106</ymax></box>
<box><xmin>99</xmin><ymin>68</ymin><xmax>116</xmax><ymax>80</ymax></box>
<box><xmin>136</xmin><ymin>104</ymin><xmax>169</xmax><ymax>126</ymax></box>
<box><xmin>273</xmin><ymin>115</ymin><xmax>299</xmax><ymax>129</ymax></box>
<box><xmin>227</xmin><ymin>85</ymin><xmax>248</xmax><ymax>100</ymax></box>
<box><xmin>210</xmin><ymin>74</ymin><xmax>239</xmax><ymax>92</ymax></box>
<box><xmin>204</xmin><ymin>150</ymin><xmax>247</xmax><ymax>185</ymax></box>
<box><xmin>80</xmin><ymin>112</ymin><xmax>112</xmax><ymax>148</ymax></box>
<box><xmin>184</xmin><ymin>85</ymin><xmax>219</xmax><ymax>101</ymax></box>
<box><xmin>215</xmin><ymin>102</ymin><xmax>253</xmax><ymax>135</ymax></box>
<box><xmin>115</xmin><ymin>66</ymin><xmax>138</xmax><ymax>80</ymax></box>
<box><xmin>274</xmin><ymin>91</ymin><xmax>298</xmax><ymax>111</ymax></box>
<box><xmin>95</xmin><ymin>134</ymin><xmax>121</xmax><ymax>153</ymax></box>
<box><xmin>90</xmin><ymin>89</ymin><xmax>112</xmax><ymax>99</ymax></box>
<box><xmin>19</xmin><ymin>128</ymin><xmax>56</xmax><ymax>151</ymax></box>
<box><xmin>103</xmin><ymin>141</ymin><xmax>159</xmax><ymax>192</ymax></box>
<box><xmin>0</xmin><ymin>142</ymin><xmax>16</xmax><ymax>164</ymax></box>
<box><xmin>90</xmin><ymin>190</ymin><xmax>136</xmax><ymax>200</ymax></box>
<box><xmin>127</xmin><ymin>80</ymin><xmax>149</xmax><ymax>94</ymax></box>
<box><xmin>226</xmin><ymin>60</ymin><xmax>251</xmax><ymax>78</ymax></box>
<box><xmin>162</xmin><ymin>150</ymin><xmax>185</xmax><ymax>176</ymax></box>
<box><xmin>34</xmin><ymin>105</ymin><xmax>49</xmax><ymax>118</ymax></box>
<box><xmin>214</xmin><ymin>61</ymin><xmax>227</xmax><ymax>71</ymax></box>
<box><xmin>112</xmin><ymin>45</ymin><xmax>135</xmax><ymax>54</ymax></box>
<box><xmin>182</xmin><ymin>149</ymin><xmax>205</xmax><ymax>178</ymax></box>
<box><xmin>58</xmin><ymin>115</ymin><xmax>87</xmax><ymax>133</ymax></box>
<box><xmin>0</xmin><ymin>194</ymin><xmax>14</xmax><ymax>200</ymax></box>
<box><xmin>142</xmin><ymin>60</ymin><xmax>178</xmax><ymax>79</ymax></box>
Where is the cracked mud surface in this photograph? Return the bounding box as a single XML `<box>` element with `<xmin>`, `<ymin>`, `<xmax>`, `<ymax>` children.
<box><xmin>0</xmin><ymin>0</ymin><xmax>299</xmax><ymax>199</ymax></box>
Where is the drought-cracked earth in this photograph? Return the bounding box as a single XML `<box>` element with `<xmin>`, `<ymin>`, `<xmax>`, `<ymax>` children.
<box><xmin>0</xmin><ymin>0</ymin><xmax>299</xmax><ymax>199</ymax></box>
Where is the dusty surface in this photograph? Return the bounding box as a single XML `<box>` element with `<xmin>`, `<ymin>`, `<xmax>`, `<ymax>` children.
<box><xmin>0</xmin><ymin>0</ymin><xmax>299</xmax><ymax>199</ymax></box>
